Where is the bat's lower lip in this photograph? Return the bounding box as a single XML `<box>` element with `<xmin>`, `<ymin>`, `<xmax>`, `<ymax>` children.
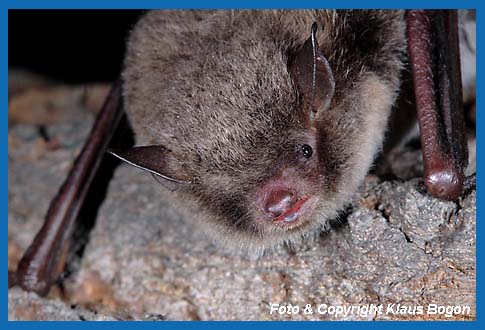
<box><xmin>271</xmin><ymin>196</ymin><xmax>311</xmax><ymax>225</ymax></box>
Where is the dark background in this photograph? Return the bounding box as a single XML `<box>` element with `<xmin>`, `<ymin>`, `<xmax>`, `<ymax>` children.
<box><xmin>9</xmin><ymin>10</ymin><xmax>145</xmax><ymax>83</ymax></box>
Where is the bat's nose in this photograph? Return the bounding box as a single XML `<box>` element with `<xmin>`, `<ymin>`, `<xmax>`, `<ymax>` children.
<box><xmin>263</xmin><ymin>188</ymin><xmax>298</xmax><ymax>217</ymax></box>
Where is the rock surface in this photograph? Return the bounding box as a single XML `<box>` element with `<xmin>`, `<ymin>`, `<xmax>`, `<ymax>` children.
<box><xmin>8</xmin><ymin>288</ymin><xmax>117</xmax><ymax>321</ymax></box>
<box><xmin>8</xmin><ymin>83</ymin><xmax>476</xmax><ymax>321</ymax></box>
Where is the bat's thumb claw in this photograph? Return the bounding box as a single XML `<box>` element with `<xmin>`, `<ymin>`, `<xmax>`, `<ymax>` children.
<box><xmin>425</xmin><ymin>167</ymin><xmax>464</xmax><ymax>201</ymax></box>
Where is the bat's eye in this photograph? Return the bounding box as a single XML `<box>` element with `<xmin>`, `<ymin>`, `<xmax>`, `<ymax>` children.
<box><xmin>300</xmin><ymin>144</ymin><xmax>313</xmax><ymax>158</ymax></box>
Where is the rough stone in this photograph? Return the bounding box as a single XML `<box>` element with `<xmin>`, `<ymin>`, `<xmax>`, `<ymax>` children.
<box><xmin>8</xmin><ymin>287</ymin><xmax>117</xmax><ymax>321</ymax></box>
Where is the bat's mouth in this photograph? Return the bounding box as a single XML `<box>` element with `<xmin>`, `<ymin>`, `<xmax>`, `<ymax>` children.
<box><xmin>271</xmin><ymin>195</ymin><xmax>311</xmax><ymax>225</ymax></box>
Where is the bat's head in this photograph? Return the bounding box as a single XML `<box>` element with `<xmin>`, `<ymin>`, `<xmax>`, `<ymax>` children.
<box><xmin>118</xmin><ymin>12</ymin><xmax>404</xmax><ymax>251</ymax></box>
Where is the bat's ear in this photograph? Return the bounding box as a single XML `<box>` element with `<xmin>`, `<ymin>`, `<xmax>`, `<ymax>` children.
<box><xmin>289</xmin><ymin>22</ymin><xmax>335</xmax><ymax>121</ymax></box>
<box><xmin>108</xmin><ymin>145</ymin><xmax>192</xmax><ymax>191</ymax></box>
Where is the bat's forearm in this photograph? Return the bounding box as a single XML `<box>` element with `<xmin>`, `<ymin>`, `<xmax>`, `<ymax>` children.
<box><xmin>406</xmin><ymin>10</ymin><xmax>468</xmax><ymax>201</ymax></box>
<box><xmin>15</xmin><ymin>79</ymin><xmax>124</xmax><ymax>296</ymax></box>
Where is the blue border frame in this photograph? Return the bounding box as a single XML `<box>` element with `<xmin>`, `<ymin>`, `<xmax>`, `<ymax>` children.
<box><xmin>0</xmin><ymin>0</ymin><xmax>479</xmax><ymax>9</ymax></box>
<box><xmin>3</xmin><ymin>0</ymin><xmax>480</xmax><ymax>328</ymax></box>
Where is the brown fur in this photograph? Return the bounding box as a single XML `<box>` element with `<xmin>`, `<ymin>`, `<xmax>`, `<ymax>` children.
<box><xmin>122</xmin><ymin>10</ymin><xmax>406</xmax><ymax>252</ymax></box>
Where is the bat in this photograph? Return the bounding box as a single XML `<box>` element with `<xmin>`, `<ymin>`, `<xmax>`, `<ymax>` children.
<box><xmin>9</xmin><ymin>9</ymin><xmax>471</xmax><ymax>297</ymax></box>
